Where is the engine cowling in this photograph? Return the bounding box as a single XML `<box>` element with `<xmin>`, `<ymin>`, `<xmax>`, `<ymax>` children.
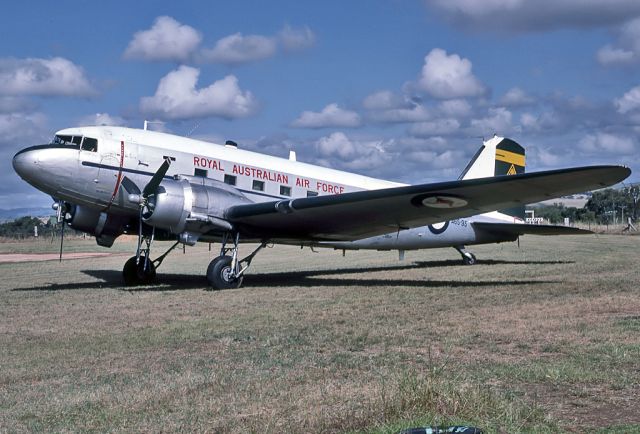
<box><xmin>67</xmin><ymin>205</ymin><xmax>127</xmax><ymax>247</ymax></box>
<box><xmin>142</xmin><ymin>175</ymin><xmax>252</xmax><ymax>234</ymax></box>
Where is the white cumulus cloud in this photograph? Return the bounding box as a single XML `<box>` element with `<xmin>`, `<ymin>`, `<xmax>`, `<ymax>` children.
<box><xmin>417</xmin><ymin>49</ymin><xmax>486</xmax><ymax>99</ymax></box>
<box><xmin>597</xmin><ymin>18</ymin><xmax>640</xmax><ymax>66</ymax></box>
<box><xmin>519</xmin><ymin>112</ymin><xmax>540</xmax><ymax>131</ymax></box>
<box><xmin>279</xmin><ymin>25</ymin><xmax>316</xmax><ymax>52</ymax></box>
<box><xmin>500</xmin><ymin>87</ymin><xmax>535</xmax><ymax>106</ymax></box>
<box><xmin>0</xmin><ymin>96</ymin><xmax>37</xmax><ymax>114</ymax></box>
<box><xmin>291</xmin><ymin>103</ymin><xmax>361</xmax><ymax>129</ymax></box>
<box><xmin>470</xmin><ymin>107</ymin><xmax>513</xmax><ymax>135</ymax></box>
<box><xmin>0</xmin><ymin>112</ymin><xmax>47</xmax><ymax>144</ymax></box>
<box><xmin>139</xmin><ymin>66</ymin><xmax>258</xmax><ymax>120</ymax></box>
<box><xmin>426</xmin><ymin>0</ymin><xmax>640</xmax><ymax>32</ymax></box>
<box><xmin>597</xmin><ymin>45</ymin><xmax>635</xmax><ymax>65</ymax></box>
<box><xmin>409</xmin><ymin>118</ymin><xmax>461</xmax><ymax>137</ymax></box>
<box><xmin>578</xmin><ymin>132</ymin><xmax>635</xmax><ymax>154</ymax></box>
<box><xmin>363</xmin><ymin>90</ymin><xmax>402</xmax><ymax>110</ymax></box>
<box><xmin>314</xmin><ymin>132</ymin><xmax>391</xmax><ymax>171</ymax></box>
<box><xmin>363</xmin><ymin>91</ymin><xmax>434</xmax><ymax>123</ymax></box>
<box><xmin>200</xmin><ymin>33</ymin><xmax>277</xmax><ymax>65</ymax></box>
<box><xmin>0</xmin><ymin>57</ymin><xmax>94</xmax><ymax>97</ymax></box>
<box><xmin>200</xmin><ymin>25</ymin><xmax>316</xmax><ymax>64</ymax></box>
<box><xmin>76</xmin><ymin>113</ymin><xmax>126</xmax><ymax>127</ymax></box>
<box><xmin>437</xmin><ymin>99</ymin><xmax>472</xmax><ymax>117</ymax></box>
<box><xmin>125</xmin><ymin>19</ymin><xmax>315</xmax><ymax>65</ymax></box>
<box><xmin>614</xmin><ymin>85</ymin><xmax>640</xmax><ymax>113</ymax></box>
<box><xmin>123</xmin><ymin>16</ymin><xmax>202</xmax><ymax>62</ymax></box>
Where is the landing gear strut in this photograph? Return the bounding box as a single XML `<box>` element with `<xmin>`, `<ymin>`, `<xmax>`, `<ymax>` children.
<box><xmin>454</xmin><ymin>245</ymin><xmax>476</xmax><ymax>265</ymax></box>
<box><xmin>122</xmin><ymin>226</ymin><xmax>180</xmax><ymax>286</ymax></box>
<box><xmin>206</xmin><ymin>233</ymin><xmax>266</xmax><ymax>290</ymax></box>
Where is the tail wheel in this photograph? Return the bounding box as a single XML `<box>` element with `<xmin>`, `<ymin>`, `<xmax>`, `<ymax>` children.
<box><xmin>462</xmin><ymin>252</ymin><xmax>476</xmax><ymax>265</ymax></box>
<box><xmin>123</xmin><ymin>255</ymin><xmax>157</xmax><ymax>285</ymax></box>
<box><xmin>207</xmin><ymin>256</ymin><xmax>243</xmax><ymax>290</ymax></box>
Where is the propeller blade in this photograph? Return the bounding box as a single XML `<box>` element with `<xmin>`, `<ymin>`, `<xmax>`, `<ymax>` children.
<box><xmin>121</xmin><ymin>176</ymin><xmax>141</xmax><ymax>195</ymax></box>
<box><xmin>142</xmin><ymin>158</ymin><xmax>172</xmax><ymax>198</ymax></box>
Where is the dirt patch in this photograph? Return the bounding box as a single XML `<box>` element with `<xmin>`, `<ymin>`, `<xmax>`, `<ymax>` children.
<box><xmin>0</xmin><ymin>252</ymin><xmax>117</xmax><ymax>263</ymax></box>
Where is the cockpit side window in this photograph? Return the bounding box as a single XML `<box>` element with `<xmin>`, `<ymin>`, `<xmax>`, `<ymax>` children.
<box><xmin>81</xmin><ymin>137</ymin><xmax>98</xmax><ymax>152</ymax></box>
<box><xmin>71</xmin><ymin>136</ymin><xmax>83</xmax><ymax>146</ymax></box>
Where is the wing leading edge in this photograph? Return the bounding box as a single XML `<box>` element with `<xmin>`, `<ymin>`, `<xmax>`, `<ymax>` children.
<box><xmin>225</xmin><ymin>165</ymin><xmax>630</xmax><ymax>241</ymax></box>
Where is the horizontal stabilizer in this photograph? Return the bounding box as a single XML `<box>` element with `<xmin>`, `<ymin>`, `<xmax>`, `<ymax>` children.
<box><xmin>472</xmin><ymin>222</ymin><xmax>592</xmax><ymax>236</ymax></box>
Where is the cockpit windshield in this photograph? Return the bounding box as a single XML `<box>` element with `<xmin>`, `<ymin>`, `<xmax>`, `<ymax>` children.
<box><xmin>52</xmin><ymin>135</ymin><xmax>74</xmax><ymax>146</ymax></box>
<box><xmin>51</xmin><ymin>135</ymin><xmax>98</xmax><ymax>152</ymax></box>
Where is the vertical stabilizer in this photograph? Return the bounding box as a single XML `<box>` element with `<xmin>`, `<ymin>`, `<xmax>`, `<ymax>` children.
<box><xmin>459</xmin><ymin>136</ymin><xmax>526</xmax><ymax>219</ymax></box>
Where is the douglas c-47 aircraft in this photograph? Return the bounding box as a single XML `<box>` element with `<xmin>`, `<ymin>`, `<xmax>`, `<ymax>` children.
<box><xmin>12</xmin><ymin>126</ymin><xmax>630</xmax><ymax>289</ymax></box>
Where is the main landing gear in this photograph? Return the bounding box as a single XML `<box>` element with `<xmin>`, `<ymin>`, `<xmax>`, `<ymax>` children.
<box><xmin>122</xmin><ymin>227</ymin><xmax>180</xmax><ymax>286</ymax></box>
<box><xmin>206</xmin><ymin>233</ymin><xmax>266</xmax><ymax>290</ymax></box>
<box><xmin>121</xmin><ymin>229</ymin><xmax>266</xmax><ymax>290</ymax></box>
<box><xmin>454</xmin><ymin>245</ymin><xmax>476</xmax><ymax>265</ymax></box>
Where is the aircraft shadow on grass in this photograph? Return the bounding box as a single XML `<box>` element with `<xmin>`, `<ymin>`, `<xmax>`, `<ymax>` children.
<box><xmin>11</xmin><ymin>269</ymin><xmax>208</xmax><ymax>292</ymax></box>
<box><xmin>241</xmin><ymin>260</ymin><xmax>565</xmax><ymax>289</ymax></box>
<box><xmin>12</xmin><ymin>259</ymin><xmax>565</xmax><ymax>291</ymax></box>
<box><xmin>251</xmin><ymin>258</ymin><xmax>570</xmax><ymax>289</ymax></box>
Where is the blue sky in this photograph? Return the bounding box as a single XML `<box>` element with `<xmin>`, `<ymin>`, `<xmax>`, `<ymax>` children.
<box><xmin>2</xmin><ymin>0</ymin><xmax>640</xmax><ymax>208</ymax></box>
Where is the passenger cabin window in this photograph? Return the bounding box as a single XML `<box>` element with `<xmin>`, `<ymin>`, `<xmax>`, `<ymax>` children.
<box><xmin>194</xmin><ymin>168</ymin><xmax>207</xmax><ymax>178</ymax></box>
<box><xmin>81</xmin><ymin>137</ymin><xmax>98</xmax><ymax>152</ymax></box>
<box><xmin>307</xmin><ymin>191</ymin><xmax>319</xmax><ymax>197</ymax></box>
<box><xmin>280</xmin><ymin>185</ymin><xmax>291</xmax><ymax>196</ymax></box>
<box><xmin>224</xmin><ymin>174</ymin><xmax>237</xmax><ymax>186</ymax></box>
<box><xmin>252</xmin><ymin>180</ymin><xmax>264</xmax><ymax>191</ymax></box>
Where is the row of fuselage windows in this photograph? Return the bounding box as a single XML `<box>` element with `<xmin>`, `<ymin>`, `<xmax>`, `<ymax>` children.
<box><xmin>194</xmin><ymin>168</ymin><xmax>319</xmax><ymax>198</ymax></box>
<box><xmin>53</xmin><ymin>135</ymin><xmax>98</xmax><ymax>152</ymax></box>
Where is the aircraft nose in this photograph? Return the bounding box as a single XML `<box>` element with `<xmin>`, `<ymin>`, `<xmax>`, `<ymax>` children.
<box><xmin>12</xmin><ymin>148</ymin><xmax>37</xmax><ymax>181</ymax></box>
<box><xmin>13</xmin><ymin>144</ymin><xmax>78</xmax><ymax>196</ymax></box>
<box><xmin>12</xmin><ymin>146</ymin><xmax>62</xmax><ymax>193</ymax></box>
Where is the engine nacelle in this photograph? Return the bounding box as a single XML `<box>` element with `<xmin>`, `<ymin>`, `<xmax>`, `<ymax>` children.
<box><xmin>142</xmin><ymin>175</ymin><xmax>252</xmax><ymax>234</ymax></box>
<box><xmin>67</xmin><ymin>205</ymin><xmax>126</xmax><ymax>247</ymax></box>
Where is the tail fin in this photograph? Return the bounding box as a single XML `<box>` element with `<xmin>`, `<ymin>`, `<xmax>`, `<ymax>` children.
<box><xmin>459</xmin><ymin>136</ymin><xmax>526</xmax><ymax>219</ymax></box>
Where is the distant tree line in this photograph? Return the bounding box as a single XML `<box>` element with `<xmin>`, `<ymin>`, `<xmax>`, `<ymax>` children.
<box><xmin>0</xmin><ymin>216</ymin><xmax>57</xmax><ymax>239</ymax></box>
<box><xmin>533</xmin><ymin>185</ymin><xmax>639</xmax><ymax>225</ymax></box>
<box><xmin>532</xmin><ymin>205</ymin><xmax>596</xmax><ymax>225</ymax></box>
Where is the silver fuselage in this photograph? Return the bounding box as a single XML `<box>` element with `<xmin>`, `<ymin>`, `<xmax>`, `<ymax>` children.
<box><xmin>13</xmin><ymin>126</ymin><xmax>517</xmax><ymax>249</ymax></box>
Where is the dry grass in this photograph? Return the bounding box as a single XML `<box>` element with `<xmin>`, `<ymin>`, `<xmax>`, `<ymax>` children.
<box><xmin>0</xmin><ymin>234</ymin><xmax>639</xmax><ymax>433</ymax></box>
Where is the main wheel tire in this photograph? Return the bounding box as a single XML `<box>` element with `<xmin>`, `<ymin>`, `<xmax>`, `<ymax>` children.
<box><xmin>207</xmin><ymin>256</ymin><xmax>243</xmax><ymax>290</ymax></box>
<box><xmin>462</xmin><ymin>252</ymin><xmax>476</xmax><ymax>266</ymax></box>
<box><xmin>123</xmin><ymin>255</ymin><xmax>157</xmax><ymax>286</ymax></box>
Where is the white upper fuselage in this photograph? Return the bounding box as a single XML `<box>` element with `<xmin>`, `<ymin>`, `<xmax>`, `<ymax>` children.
<box><xmin>57</xmin><ymin>126</ymin><xmax>402</xmax><ymax>209</ymax></box>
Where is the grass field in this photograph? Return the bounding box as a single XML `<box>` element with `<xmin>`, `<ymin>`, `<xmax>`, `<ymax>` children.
<box><xmin>0</xmin><ymin>234</ymin><xmax>639</xmax><ymax>433</ymax></box>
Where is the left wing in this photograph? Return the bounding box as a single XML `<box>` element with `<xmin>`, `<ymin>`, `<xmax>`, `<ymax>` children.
<box><xmin>225</xmin><ymin>165</ymin><xmax>629</xmax><ymax>241</ymax></box>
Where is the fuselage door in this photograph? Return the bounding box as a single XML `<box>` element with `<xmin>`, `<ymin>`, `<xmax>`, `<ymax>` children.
<box><xmin>74</xmin><ymin>136</ymin><xmax>103</xmax><ymax>200</ymax></box>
